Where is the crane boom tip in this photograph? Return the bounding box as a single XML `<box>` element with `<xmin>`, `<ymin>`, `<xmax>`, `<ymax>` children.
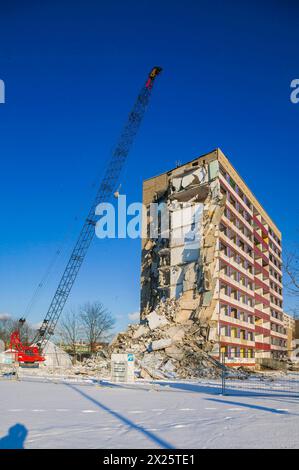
<box><xmin>146</xmin><ymin>66</ymin><xmax>162</xmax><ymax>89</ymax></box>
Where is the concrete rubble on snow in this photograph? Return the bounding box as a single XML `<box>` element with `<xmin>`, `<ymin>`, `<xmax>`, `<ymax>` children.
<box><xmin>72</xmin><ymin>350</ymin><xmax>110</xmax><ymax>377</ymax></box>
<box><xmin>108</xmin><ymin>298</ymin><xmax>223</xmax><ymax>380</ymax></box>
<box><xmin>31</xmin><ymin>298</ymin><xmax>226</xmax><ymax>380</ymax></box>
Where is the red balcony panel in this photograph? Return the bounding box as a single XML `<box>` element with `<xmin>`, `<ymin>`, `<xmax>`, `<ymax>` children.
<box><xmin>254</xmin><ymin>262</ymin><xmax>269</xmax><ymax>278</ymax></box>
<box><xmin>254</xmin><ymin>246</ymin><xmax>269</xmax><ymax>264</ymax></box>
<box><xmin>254</xmin><ymin>293</ymin><xmax>270</xmax><ymax>307</ymax></box>
<box><xmin>253</xmin><ymin>215</ymin><xmax>268</xmax><ymax>236</ymax></box>
<box><xmin>254</xmin><ymin>277</ymin><xmax>270</xmax><ymax>292</ymax></box>
<box><xmin>254</xmin><ymin>230</ymin><xmax>268</xmax><ymax>250</ymax></box>
<box><xmin>254</xmin><ymin>308</ymin><xmax>270</xmax><ymax>321</ymax></box>
<box><xmin>255</xmin><ymin>325</ymin><xmax>270</xmax><ymax>336</ymax></box>
<box><xmin>255</xmin><ymin>342</ymin><xmax>271</xmax><ymax>350</ymax></box>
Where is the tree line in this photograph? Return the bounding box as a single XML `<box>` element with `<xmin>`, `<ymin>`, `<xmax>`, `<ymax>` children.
<box><xmin>0</xmin><ymin>301</ymin><xmax>115</xmax><ymax>354</ymax></box>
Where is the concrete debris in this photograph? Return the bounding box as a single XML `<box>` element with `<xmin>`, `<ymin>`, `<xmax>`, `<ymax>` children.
<box><xmin>150</xmin><ymin>338</ymin><xmax>172</xmax><ymax>351</ymax></box>
<box><xmin>108</xmin><ymin>298</ymin><xmax>222</xmax><ymax>380</ymax></box>
<box><xmin>175</xmin><ymin>309</ymin><xmax>191</xmax><ymax>324</ymax></box>
<box><xmin>166</xmin><ymin>326</ymin><xmax>185</xmax><ymax>342</ymax></box>
<box><xmin>147</xmin><ymin>310</ymin><xmax>169</xmax><ymax>330</ymax></box>
<box><xmin>165</xmin><ymin>345</ymin><xmax>184</xmax><ymax>361</ymax></box>
<box><xmin>133</xmin><ymin>324</ymin><xmax>149</xmax><ymax>339</ymax></box>
<box><xmin>72</xmin><ymin>352</ymin><xmax>110</xmax><ymax>377</ymax></box>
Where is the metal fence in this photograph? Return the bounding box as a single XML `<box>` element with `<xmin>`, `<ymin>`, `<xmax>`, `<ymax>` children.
<box><xmin>0</xmin><ymin>352</ymin><xmax>110</xmax><ymax>385</ymax></box>
<box><xmin>1</xmin><ymin>352</ymin><xmax>299</xmax><ymax>398</ymax></box>
<box><xmin>221</xmin><ymin>372</ymin><xmax>299</xmax><ymax>397</ymax></box>
<box><xmin>219</xmin><ymin>352</ymin><xmax>299</xmax><ymax>397</ymax></box>
<box><xmin>0</xmin><ymin>363</ymin><xmax>19</xmax><ymax>380</ymax></box>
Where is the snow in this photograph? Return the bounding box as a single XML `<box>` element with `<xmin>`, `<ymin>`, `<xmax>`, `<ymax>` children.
<box><xmin>0</xmin><ymin>377</ymin><xmax>298</xmax><ymax>449</ymax></box>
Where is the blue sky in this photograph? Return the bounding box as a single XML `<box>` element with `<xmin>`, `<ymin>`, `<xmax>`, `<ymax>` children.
<box><xmin>0</xmin><ymin>0</ymin><xmax>298</xmax><ymax>332</ymax></box>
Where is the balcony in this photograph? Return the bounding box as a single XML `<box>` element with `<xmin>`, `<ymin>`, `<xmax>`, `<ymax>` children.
<box><xmin>219</xmin><ymin>336</ymin><xmax>255</xmax><ymax>347</ymax></box>
<box><xmin>255</xmin><ymin>325</ymin><xmax>270</xmax><ymax>336</ymax></box>
<box><xmin>254</xmin><ymin>230</ymin><xmax>269</xmax><ymax>250</ymax></box>
<box><xmin>255</xmin><ymin>342</ymin><xmax>271</xmax><ymax>351</ymax></box>
<box><xmin>253</xmin><ymin>215</ymin><xmax>268</xmax><ymax>236</ymax></box>
<box><xmin>219</xmin><ymin>174</ymin><xmax>253</xmax><ymax>216</ymax></box>
<box><xmin>255</xmin><ymin>292</ymin><xmax>270</xmax><ymax>307</ymax></box>
<box><xmin>226</xmin><ymin>200</ymin><xmax>252</xmax><ymax>232</ymax></box>
<box><xmin>219</xmin><ymin>251</ymin><xmax>254</xmax><ymax>280</ymax></box>
<box><xmin>219</xmin><ymin>232</ymin><xmax>254</xmax><ymax>264</ymax></box>
<box><xmin>254</xmin><ymin>277</ymin><xmax>270</xmax><ymax>293</ymax></box>
<box><xmin>254</xmin><ymin>307</ymin><xmax>270</xmax><ymax>321</ymax></box>
<box><xmin>219</xmin><ymin>273</ymin><xmax>254</xmax><ymax>297</ymax></box>
<box><xmin>254</xmin><ymin>245</ymin><xmax>269</xmax><ymax>264</ymax></box>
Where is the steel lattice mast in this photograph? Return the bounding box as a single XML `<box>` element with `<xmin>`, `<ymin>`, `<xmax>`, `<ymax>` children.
<box><xmin>35</xmin><ymin>66</ymin><xmax>162</xmax><ymax>349</ymax></box>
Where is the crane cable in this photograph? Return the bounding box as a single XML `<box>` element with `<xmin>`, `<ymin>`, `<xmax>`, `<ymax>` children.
<box><xmin>23</xmin><ymin>152</ymin><xmax>115</xmax><ymax>321</ymax></box>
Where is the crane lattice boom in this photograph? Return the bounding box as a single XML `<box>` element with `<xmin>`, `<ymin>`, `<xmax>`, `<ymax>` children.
<box><xmin>34</xmin><ymin>66</ymin><xmax>162</xmax><ymax>351</ymax></box>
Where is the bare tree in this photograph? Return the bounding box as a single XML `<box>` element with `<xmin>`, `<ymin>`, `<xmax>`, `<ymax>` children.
<box><xmin>0</xmin><ymin>315</ymin><xmax>36</xmax><ymax>348</ymax></box>
<box><xmin>284</xmin><ymin>249</ymin><xmax>299</xmax><ymax>297</ymax></box>
<box><xmin>283</xmin><ymin>242</ymin><xmax>299</xmax><ymax>319</ymax></box>
<box><xmin>0</xmin><ymin>315</ymin><xmax>12</xmax><ymax>347</ymax></box>
<box><xmin>79</xmin><ymin>301</ymin><xmax>115</xmax><ymax>353</ymax></box>
<box><xmin>58</xmin><ymin>309</ymin><xmax>83</xmax><ymax>355</ymax></box>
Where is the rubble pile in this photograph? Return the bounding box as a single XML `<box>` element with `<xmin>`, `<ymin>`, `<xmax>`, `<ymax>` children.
<box><xmin>73</xmin><ymin>350</ymin><xmax>110</xmax><ymax>377</ymax></box>
<box><xmin>109</xmin><ymin>298</ymin><xmax>222</xmax><ymax>380</ymax></box>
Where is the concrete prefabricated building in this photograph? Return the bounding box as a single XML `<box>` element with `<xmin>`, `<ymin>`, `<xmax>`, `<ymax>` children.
<box><xmin>140</xmin><ymin>148</ymin><xmax>285</xmax><ymax>367</ymax></box>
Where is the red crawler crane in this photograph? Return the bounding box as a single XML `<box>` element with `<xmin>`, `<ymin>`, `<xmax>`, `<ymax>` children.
<box><xmin>9</xmin><ymin>320</ymin><xmax>45</xmax><ymax>363</ymax></box>
<box><xmin>9</xmin><ymin>67</ymin><xmax>162</xmax><ymax>363</ymax></box>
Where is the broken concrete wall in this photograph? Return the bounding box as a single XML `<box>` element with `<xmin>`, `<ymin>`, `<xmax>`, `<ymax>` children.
<box><xmin>110</xmin><ymin>298</ymin><xmax>221</xmax><ymax>379</ymax></box>
<box><xmin>140</xmin><ymin>150</ymin><xmax>224</xmax><ymax>353</ymax></box>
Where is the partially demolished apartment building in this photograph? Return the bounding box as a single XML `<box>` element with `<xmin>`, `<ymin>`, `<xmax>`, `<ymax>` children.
<box><xmin>141</xmin><ymin>149</ymin><xmax>287</xmax><ymax>367</ymax></box>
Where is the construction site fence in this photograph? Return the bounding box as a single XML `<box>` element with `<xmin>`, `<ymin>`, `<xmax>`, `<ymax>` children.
<box><xmin>220</xmin><ymin>352</ymin><xmax>299</xmax><ymax>397</ymax></box>
<box><xmin>1</xmin><ymin>353</ymin><xmax>299</xmax><ymax>398</ymax></box>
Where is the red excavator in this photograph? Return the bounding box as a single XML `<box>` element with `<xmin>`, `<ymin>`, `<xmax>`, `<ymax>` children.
<box><xmin>8</xmin><ymin>66</ymin><xmax>162</xmax><ymax>364</ymax></box>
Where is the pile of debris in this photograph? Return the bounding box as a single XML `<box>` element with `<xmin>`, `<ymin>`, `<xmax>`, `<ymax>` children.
<box><xmin>73</xmin><ymin>350</ymin><xmax>110</xmax><ymax>378</ymax></box>
<box><xmin>109</xmin><ymin>298</ymin><xmax>222</xmax><ymax>380</ymax></box>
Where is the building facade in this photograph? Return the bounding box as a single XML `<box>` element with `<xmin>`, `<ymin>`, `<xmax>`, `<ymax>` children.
<box><xmin>141</xmin><ymin>148</ymin><xmax>286</xmax><ymax>367</ymax></box>
<box><xmin>283</xmin><ymin>312</ymin><xmax>296</xmax><ymax>358</ymax></box>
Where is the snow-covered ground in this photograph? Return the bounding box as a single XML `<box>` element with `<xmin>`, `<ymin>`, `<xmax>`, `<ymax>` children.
<box><xmin>0</xmin><ymin>377</ymin><xmax>298</xmax><ymax>449</ymax></box>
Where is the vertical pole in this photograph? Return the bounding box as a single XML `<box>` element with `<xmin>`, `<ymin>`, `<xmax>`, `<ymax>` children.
<box><xmin>221</xmin><ymin>351</ymin><xmax>226</xmax><ymax>395</ymax></box>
